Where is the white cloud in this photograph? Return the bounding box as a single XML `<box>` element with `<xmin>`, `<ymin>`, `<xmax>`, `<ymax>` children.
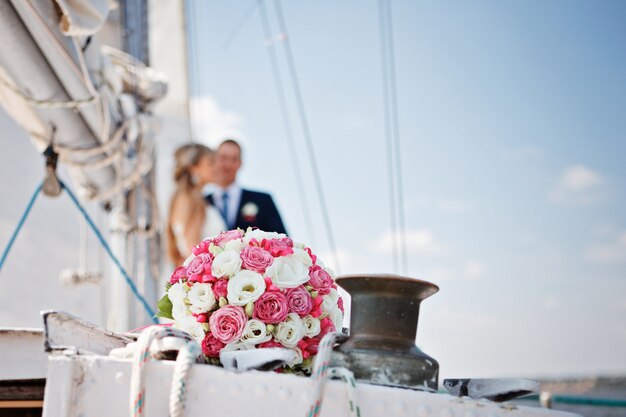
<box><xmin>585</xmin><ymin>231</ymin><xmax>626</xmax><ymax>264</ymax></box>
<box><xmin>550</xmin><ymin>165</ymin><xmax>605</xmax><ymax>204</ymax></box>
<box><xmin>189</xmin><ymin>96</ymin><xmax>245</xmax><ymax>148</ymax></box>
<box><xmin>501</xmin><ymin>144</ymin><xmax>544</xmax><ymax>161</ymax></box>
<box><xmin>375</xmin><ymin>229</ymin><xmax>448</xmax><ymax>257</ymax></box>
<box><xmin>463</xmin><ymin>260</ymin><xmax>486</xmax><ymax>279</ymax></box>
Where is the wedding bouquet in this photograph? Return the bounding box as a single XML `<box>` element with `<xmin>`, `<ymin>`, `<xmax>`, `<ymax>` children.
<box><xmin>156</xmin><ymin>228</ymin><xmax>344</xmax><ymax>374</ymax></box>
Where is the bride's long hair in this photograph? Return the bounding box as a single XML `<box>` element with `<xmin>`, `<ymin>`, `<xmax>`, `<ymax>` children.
<box><xmin>167</xmin><ymin>143</ymin><xmax>213</xmax><ymax>265</ymax></box>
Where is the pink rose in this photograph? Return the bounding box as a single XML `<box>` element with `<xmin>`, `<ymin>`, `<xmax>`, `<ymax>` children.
<box><xmin>262</xmin><ymin>237</ymin><xmax>294</xmax><ymax>257</ymax></box>
<box><xmin>298</xmin><ymin>337</ymin><xmax>320</xmax><ymax>359</ymax></box>
<box><xmin>305</xmin><ymin>247</ymin><xmax>317</xmax><ymax>264</ymax></box>
<box><xmin>285</xmin><ymin>286</ymin><xmax>313</xmax><ymax>316</ymax></box>
<box><xmin>169</xmin><ymin>266</ymin><xmax>187</xmax><ymax>284</ymax></box>
<box><xmin>308</xmin><ymin>265</ymin><xmax>333</xmax><ymax>295</ymax></box>
<box><xmin>201</xmin><ymin>332</ymin><xmax>225</xmax><ymax>357</ymax></box>
<box><xmin>186</xmin><ymin>254</ymin><xmax>214</xmax><ymax>283</ymax></box>
<box><xmin>319</xmin><ymin>317</ymin><xmax>336</xmax><ymax>337</ymax></box>
<box><xmin>209</xmin><ymin>305</ymin><xmax>247</xmax><ymax>344</ymax></box>
<box><xmin>310</xmin><ymin>296</ymin><xmax>324</xmax><ymax>318</ymax></box>
<box><xmin>214</xmin><ymin>229</ymin><xmax>244</xmax><ymax>247</ymax></box>
<box><xmin>258</xmin><ymin>340</ymin><xmax>283</xmax><ymax>349</ymax></box>
<box><xmin>212</xmin><ymin>279</ymin><xmax>228</xmax><ymax>299</ymax></box>
<box><xmin>240</xmin><ymin>246</ymin><xmax>274</xmax><ymax>274</ymax></box>
<box><xmin>253</xmin><ymin>291</ymin><xmax>289</xmax><ymax>324</ymax></box>
<box><xmin>192</xmin><ymin>239</ymin><xmax>212</xmax><ymax>256</ymax></box>
<box><xmin>337</xmin><ymin>296</ymin><xmax>344</xmax><ymax>313</ymax></box>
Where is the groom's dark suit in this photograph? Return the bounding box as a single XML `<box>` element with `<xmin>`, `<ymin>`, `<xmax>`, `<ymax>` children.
<box><xmin>206</xmin><ymin>189</ymin><xmax>287</xmax><ymax>235</ymax></box>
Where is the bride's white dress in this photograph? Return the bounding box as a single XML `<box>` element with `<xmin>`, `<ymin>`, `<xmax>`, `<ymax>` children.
<box><xmin>172</xmin><ymin>205</ymin><xmax>227</xmax><ymax>256</ymax></box>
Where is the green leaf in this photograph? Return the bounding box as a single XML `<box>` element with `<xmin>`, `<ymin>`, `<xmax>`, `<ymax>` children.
<box><xmin>155</xmin><ymin>293</ymin><xmax>173</xmax><ymax>320</ymax></box>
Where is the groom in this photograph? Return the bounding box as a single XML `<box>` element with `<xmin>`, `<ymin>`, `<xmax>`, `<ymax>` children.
<box><xmin>206</xmin><ymin>139</ymin><xmax>287</xmax><ymax>235</ymax></box>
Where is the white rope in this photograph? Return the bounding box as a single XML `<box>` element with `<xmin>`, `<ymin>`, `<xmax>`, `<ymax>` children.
<box><xmin>27</xmin><ymin>121</ymin><xmax>128</xmax><ymax>158</ymax></box>
<box><xmin>170</xmin><ymin>340</ymin><xmax>204</xmax><ymax>417</ymax></box>
<box><xmin>328</xmin><ymin>367</ymin><xmax>360</xmax><ymax>417</ymax></box>
<box><xmin>93</xmin><ymin>146</ymin><xmax>153</xmax><ymax>202</ymax></box>
<box><xmin>130</xmin><ymin>326</ymin><xmax>201</xmax><ymax>417</ymax></box>
<box><xmin>0</xmin><ymin>73</ymin><xmax>97</xmax><ymax>109</ymax></box>
<box><xmin>306</xmin><ymin>332</ymin><xmax>360</xmax><ymax>417</ymax></box>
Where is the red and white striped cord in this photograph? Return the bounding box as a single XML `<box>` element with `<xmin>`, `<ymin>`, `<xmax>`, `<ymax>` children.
<box><xmin>307</xmin><ymin>332</ymin><xmax>360</xmax><ymax>417</ymax></box>
<box><xmin>129</xmin><ymin>326</ymin><xmax>203</xmax><ymax>417</ymax></box>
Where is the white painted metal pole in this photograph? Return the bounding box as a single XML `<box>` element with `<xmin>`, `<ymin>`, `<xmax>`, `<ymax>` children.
<box><xmin>107</xmin><ymin>207</ymin><xmax>133</xmax><ymax>332</ymax></box>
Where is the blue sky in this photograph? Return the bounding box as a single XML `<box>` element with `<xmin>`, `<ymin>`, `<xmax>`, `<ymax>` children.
<box><xmin>186</xmin><ymin>0</ymin><xmax>626</xmax><ymax>378</ymax></box>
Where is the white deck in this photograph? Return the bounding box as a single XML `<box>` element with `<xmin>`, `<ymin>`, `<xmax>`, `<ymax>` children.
<box><xmin>0</xmin><ymin>328</ymin><xmax>47</xmax><ymax>380</ymax></box>
<box><xmin>42</xmin><ymin>352</ymin><xmax>581</xmax><ymax>417</ymax></box>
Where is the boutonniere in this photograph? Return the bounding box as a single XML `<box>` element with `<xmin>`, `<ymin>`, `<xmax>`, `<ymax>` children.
<box><xmin>241</xmin><ymin>202</ymin><xmax>259</xmax><ymax>222</ymax></box>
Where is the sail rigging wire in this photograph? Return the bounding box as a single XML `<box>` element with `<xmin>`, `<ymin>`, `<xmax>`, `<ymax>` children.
<box><xmin>61</xmin><ymin>179</ymin><xmax>157</xmax><ymax>321</ymax></box>
<box><xmin>256</xmin><ymin>0</ymin><xmax>317</xmax><ymax>248</ymax></box>
<box><xmin>222</xmin><ymin>0</ymin><xmax>259</xmax><ymax>50</ymax></box>
<box><xmin>378</xmin><ymin>0</ymin><xmax>408</xmax><ymax>274</ymax></box>
<box><xmin>272</xmin><ymin>0</ymin><xmax>341</xmax><ymax>273</ymax></box>
<box><xmin>0</xmin><ymin>178</ymin><xmax>156</xmax><ymax>321</ymax></box>
<box><xmin>0</xmin><ymin>183</ymin><xmax>43</xmax><ymax>274</ymax></box>
<box><xmin>384</xmin><ymin>0</ymin><xmax>408</xmax><ymax>275</ymax></box>
<box><xmin>378</xmin><ymin>0</ymin><xmax>400</xmax><ymax>274</ymax></box>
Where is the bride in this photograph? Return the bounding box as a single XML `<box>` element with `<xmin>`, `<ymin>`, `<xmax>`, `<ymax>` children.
<box><xmin>166</xmin><ymin>143</ymin><xmax>226</xmax><ymax>265</ymax></box>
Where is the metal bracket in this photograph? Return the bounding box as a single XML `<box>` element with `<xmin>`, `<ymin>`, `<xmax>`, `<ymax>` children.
<box><xmin>443</xmin><ymin>378</ymin><xmax>540</xmax><ymax>402</ymax></box>
<box><xmin>42</xmin><ymin>134</ymin><xmax>62</xmax><ymax>197</ymax></box>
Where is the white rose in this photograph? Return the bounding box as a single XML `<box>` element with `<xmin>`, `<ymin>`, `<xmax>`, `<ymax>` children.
<box><xmin>329</xmin><ymin>306</ymin><xmax>344</xmax><ymax>333</ymax></box>
<box><xmin>187</xmin><ymin>283</ymin><xmax>216</xmax><ymax>314</ymax></box>
<box><xmin>291</xmin><ymin>248</ymin><xmax>313</xmax><ymax>268</ymax></box>
<box><xmin>265</xmin><ymin>255</ymin><xmax>309</xmax><ymax>289</ymax></box>
<box><xmin>211</xmin><ymin>250</ymin><xmax>242</xmax><ymax>278</ymax></box>
<box><xmin>168</xmin><ymin>282</ymin><xmax>187</xmax><ymax>303</ymax></box>
<box><xmin>224</xmin><ymin>238</ymin><xmax>245</xmax><ymax>252</ymax></box>
<box><xmin>274</xmin><ymin>313</ymin><xmax>305</xmax><ymax>348</ymax></box>
<box><xmin>287</xmin><ymin>347</ymin><xmax>303</xmax><ymax>367</ymax></box>
<box><xmin>321</xmin><ymin>288</ymin><xmax>340</xmax><ymax>313</ymax></box>
<box><xmin>209</xmin><ymin>243</ymin><xmax>222</xmax><ymax>257</ymax></box>
<box><xmin>173</xmin><ymin>316</ymin><xmax>205</xmax><ymax>344</ymax></box>
<box><xmin>243</xmin><ymin>229</ymin><xmax>286</xmax><ymax>245</ymax></box>
<box><xmin>171</xmin><ymin>299</ymin><xmax>190</xmax><ymax>321</ymax></box>
<box><xmin>301</xmin><ymin>315</ymin><xmax>321</xmax><ymax>338</ymax></box>
<box><xmin>240</xmin><ymin>319</ymin><xmax>272</xmax><ymax>346</ymax></box>
<box><xmin>227</xmin><ymin>270</ymin><xmax>266</xmax><ymax>306</ymax></box>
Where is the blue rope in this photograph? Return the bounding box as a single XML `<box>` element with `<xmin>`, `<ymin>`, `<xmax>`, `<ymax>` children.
<box><xmin>59</xmin><ymin>180</ymin><xmax>157</xmax><ymax>322</ymax></box>
<box><xmin>0</xmin><ymin>179</ymin><xmax>157</xmax><ymax>322</ymax></box>
<box><xmin>0</xmin><ymin>182</ymin><xmax>43</xmax><ymax>273</ymax></box>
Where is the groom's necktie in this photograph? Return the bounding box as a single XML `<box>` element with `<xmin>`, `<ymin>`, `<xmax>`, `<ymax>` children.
<box><xmin>220</xmin><ymin>192</ymin><xmax>230</xmax><ymax>229</ymax></box>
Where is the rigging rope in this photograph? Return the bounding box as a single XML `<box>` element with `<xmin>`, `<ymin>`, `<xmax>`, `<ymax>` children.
<box><xmin>257</xmin><ymin>0</ymin><xmax>318</xmax><ymax>249</ymax></box>
<box><xmin>0</xmin><ymin>179</ymin><xmax>157</xmax><ymax>321</ymax></box>
<box><xmin>60</xmin><ymin>179</ymin><xmax>157</xmax><ymax>321</ymax></box>
<box><xmin>130</xmin><ymin>326</ymin><xmax>204</xmax><ymax>417</ymax></box>
<box><xmin>222</xmin><ymin>0</ymin><xmax>258</xmax><ymax>50</ymax></box>
<box><xmin>272</xmin><ymin>0</ymin><xmax>341</xmax><ymax>274</ymax></box>
<box><xmin>307</xmin><ymin>331</ymin><xmax>360</xmax><ymax>417</ymax></box>
<box><xmin>0</xmin><ymin>183</ymin><xmax>43</xmax><ymax>274</ymax></box>
<box><xmin>378</xmin><ymin>0</ymin><xmax>408</xmax><ymax>275</ymax></box>
<box><xmin>378</xmin><ymin>0</ymin><xmax>400</xmax><ymax>274</ymax></box>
